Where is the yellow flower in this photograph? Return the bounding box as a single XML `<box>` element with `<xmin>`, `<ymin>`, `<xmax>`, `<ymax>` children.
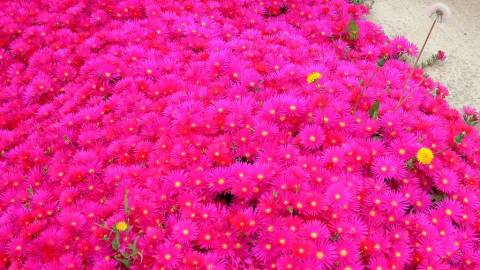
<box><xmin>306</xmin><ymin>72</ymin><xmax>322</xmax><ymax>84</ymax></box>
<box><xmin>115</xmin><ymin>221</ymin><xmax>128</xmax><ymax>232</ymax></box>
<box><xmin>416</xmin><ymin>147</ymin><xmax>434</xmax><ymax>165</ymax></box>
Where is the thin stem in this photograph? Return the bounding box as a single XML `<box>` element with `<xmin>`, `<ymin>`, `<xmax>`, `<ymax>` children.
<box><xmin>351</xmin><ymin>67</ymin><xmax>379</xmax><ymax>114</ymax></box>
<box><xmin>415</xmin><ymin>16</ymin><xmax>438</xmax><ymax>68</ymax></box>
<box><xmin>396</xmin><ymin>16</ymin><xmax>438</xmax><ymax>109</ymax></box>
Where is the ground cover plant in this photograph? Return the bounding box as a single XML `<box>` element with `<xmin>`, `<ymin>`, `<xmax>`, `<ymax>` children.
<box><xmin>0</xmin><ymin>0</ymin><xmax>479</xmax><ymax>269</ymax></box>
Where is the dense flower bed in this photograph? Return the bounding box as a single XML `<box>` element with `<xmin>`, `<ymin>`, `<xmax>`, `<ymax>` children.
<box><xmin>1</xmin><ymin>0</ymin><xmax>479</xmax><ymax>269</ymax></box>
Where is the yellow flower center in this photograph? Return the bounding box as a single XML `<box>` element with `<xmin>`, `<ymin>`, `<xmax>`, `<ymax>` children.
<box><xmin>115</xmin><ymin>221</ymin><xmax>128</xmax><ymax>232</ymax></box>
<box><xmin>416</xmin><ymin>147</ymin><xmax>434</xmax><ymax>165</ymax></box>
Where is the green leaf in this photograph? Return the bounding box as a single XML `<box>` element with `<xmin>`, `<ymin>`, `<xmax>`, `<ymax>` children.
<box><xmin>421</xmin><ymin>54</ymin><xmax>439</xmax><ymax>69</ymax></box>
<box><xmin>120</xmin><ymin>251</ymin><xmax>131</xmax><ymax>260</ymax></box>
<box><xmin>128</xmin><ymin>244</ymin><xmax>136</xmax><ymax>255</ymax></box>
<box><xmin>329</xmin><ymin>232</ymin><xmax>340</xmax><ymax>242</ymax></box>
<box><xmin>366</xmin><ymin>0</ymin><xmax>375</xmax><ymax>9</ymax></box>
<box><xmin>27</xmin><ymin>186</ymin><xmax>34</xmax><ymax>198</ymax></box>
<box><xmin>112</xmin><ymin>230</ymin><xmax>120</xmax><ymax>251</ymax></box>
<box><xmin>114</xmin><ymin>256</ymin><xmax>131</xmax><ymax>268</ymax></box>
<box><xmin>350</xmin><ymin>0</ymin><xmax>375</xmax><ymax>8</ymax></box>
<box><xmin>124</xmin><ymin>189</ymin><xmax>130</xmax><ymax>216</ymax></box>
<box><xmin>347</xmin><ymin>20</ymin><xmax>359</xmax><ymax>40</ymax></box>
<box><xmin>371</xmin><ymin>133</ymin><xmax>382</xmax><ymax>141</ymax></box>
<box><xmin>405</xmin><ymin>157</ymin><xmax>417</xmax><ymax>170</ymax></box>
<box><xmin>128</xmin><ymin>236</ymin><xmax>140</xmax><ymax>259</ymax></box>
<box><xmin>369</xmin><ymin>101</ymin><xmax>380</xmax><ymax>119</ymax></box>
<box><xmin>469</xmin><ymin>119</ymin><xmax>479</xmax><ymax>126</ymax></box>
<box><xmin>463</xmin><ymin>115</ymin><xmax>479</xmax><ymax>126</ymax></box>
<box><xmin>377</xmin><ymin>57</ymin><xmax>387</xmax><ymax>67</ymax></box>
<box><xmin>455</xmin><ymin>131</ymin><xmax>466</xmax><ymax>144</ymax></box>
<box><xmin>431</xmin><ymin>191</ymin><xmax>446</xmax><ymax>203</ymax></box>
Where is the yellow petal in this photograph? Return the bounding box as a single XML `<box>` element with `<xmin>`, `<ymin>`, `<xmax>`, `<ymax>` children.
<box><xmin>416</xmin><ymin>147</ymin><xmax>434</xmax><ymax>165</ymax></box>
<box><xmin>307</xmin><ymin>72</ymin><xmax>322</xmax><ymax>83</ymax></box>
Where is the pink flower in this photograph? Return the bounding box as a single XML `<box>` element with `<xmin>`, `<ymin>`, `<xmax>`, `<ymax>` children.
<box><xmin>371</xmin><ymin>155</ymin><xmax>406</xmax><ymax>181</ymax></box>
<box><xmin>300</xmin><ymin>221</ymin><xmax>330</xmax><ymax>242</ymax></box>
<box><xmin>155</xmin><ymin>241</ymin><xmax>181</xmax><ymax>270</ymax></box>
<box><xmin>434</xmin><ymin>168</ymin><xmax>459</xmax><ymax>194</ymax></box>
<box><xmin>298</xmin><ymin>125</ymin><xmax>325</xmax><ymax>150</ymax></box>
<box><xmin>436</xmin><ymin>50</ymin><xmax>447</xmax><ymax>61</ymax></box>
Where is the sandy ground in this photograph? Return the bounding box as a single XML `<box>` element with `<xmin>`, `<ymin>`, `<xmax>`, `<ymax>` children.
<box><xmin>367</xmin><ymin>0</ymin><xmax>480</xmax><ymax>109</ymax></box>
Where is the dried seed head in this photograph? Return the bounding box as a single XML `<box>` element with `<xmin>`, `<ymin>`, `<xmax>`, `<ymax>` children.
<box><xmin>429</xmin><ymin>2</ymin><xmax>451</xmax><ymax>22</ymax></box>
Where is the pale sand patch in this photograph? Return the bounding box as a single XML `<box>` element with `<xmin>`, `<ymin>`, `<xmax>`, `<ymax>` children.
<box><xmin>367</xmin><ymin>0</ymin><xmax>480</xmax><ymax>109</ymax></box>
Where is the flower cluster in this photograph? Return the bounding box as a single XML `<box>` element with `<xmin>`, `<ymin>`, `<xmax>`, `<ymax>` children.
<box><xmin>0</xmin><ymin>0</ymin><xmax>479</xmax><ymax>269</ymax></box>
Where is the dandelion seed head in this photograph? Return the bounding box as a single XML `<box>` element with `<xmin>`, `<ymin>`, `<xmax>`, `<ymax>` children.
<box><xmin>428</xmin><ymin>2</ymin><xmax>451</xmax><ymax>22</ymax></box>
